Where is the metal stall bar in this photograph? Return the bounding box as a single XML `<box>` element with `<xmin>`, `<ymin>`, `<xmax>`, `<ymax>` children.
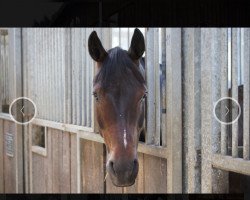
<box><xmin>160</xmin><ymin>28</ymin><xmax>167</xmax><ymax>147</ymax></box>
<box><xmin>182</xmin><ymin>28</ymin><xmax>201</xmax><ymax>193</ymax></box>
<box><xmin>220</xmin><ymin>29</ymin><xmax>228</xmax><ymax>155</ymax></box>
<box><xmin>231</xmin><ymin>28</ymin><xmax>240</xmax><ymax>158</ymax></box>
<box><xmin>145</xmin><ymin>28</ymin><xmax>155</xmax><ymax>145</ymax></box>
<box><xmin>154</xmin><ymin>28</ymin><xmax>161</xmax><ymax>146</ymax></box>
<box><xmin>243</xmin><ymin>28</ymin><xmax>250</xmax><ymax>160</ymax></box>
<box><xmin>165</xmin><ymin>28</ymin><xmax>182</xmax><ymax>193</ymax></box>
<box><xmin>201</xmin><ymin>28</ymin><xmax>213</xmax><ymax>193</ymax></box>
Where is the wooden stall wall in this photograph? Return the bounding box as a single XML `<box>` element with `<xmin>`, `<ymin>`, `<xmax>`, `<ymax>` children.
<box><xmin>0</xmin><ymin>28</ymin><xmax>23</xmax><ymax>193</ymax></box>
<box><xmin>30</xmin><ymin>126</ymin><xmax>78</xmax><ymax>193</ymax></box>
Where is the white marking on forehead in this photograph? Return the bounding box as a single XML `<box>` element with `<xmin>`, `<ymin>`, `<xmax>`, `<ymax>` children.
<box><xmin>123</xmin><ymin>129</ymin><xmax>127</xmax><ymax>148</ymax></box>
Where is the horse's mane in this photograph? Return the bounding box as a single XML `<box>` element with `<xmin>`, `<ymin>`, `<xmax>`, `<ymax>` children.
<box><xmin>94</xmin><ymin>47</ymin><xmax>145</xmax><ymax>89</ymax></box>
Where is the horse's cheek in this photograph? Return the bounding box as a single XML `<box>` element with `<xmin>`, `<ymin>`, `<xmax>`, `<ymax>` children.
<box><xmin>96</xmin><ymin>109</ymin><xmax>105</xmax><ymax>129</ymax></box>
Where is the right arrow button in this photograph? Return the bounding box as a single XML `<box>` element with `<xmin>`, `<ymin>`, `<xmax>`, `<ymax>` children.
<box><xmin>213</xmin><ymin>97</ymin><xmax>241</xmax><ymax>125</ymax></box>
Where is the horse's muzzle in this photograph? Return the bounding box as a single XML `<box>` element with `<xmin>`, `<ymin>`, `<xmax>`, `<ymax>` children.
<box><xmin>106</xmin><ymin>157</ymin><xmax>139</xmax><ymax>187</ymax></box>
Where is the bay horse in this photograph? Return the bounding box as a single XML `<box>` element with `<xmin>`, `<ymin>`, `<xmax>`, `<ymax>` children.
<box><xmin>88</xmin><ymin>28</ymin><xmax>146</xmax><ymax>187</ymax></box>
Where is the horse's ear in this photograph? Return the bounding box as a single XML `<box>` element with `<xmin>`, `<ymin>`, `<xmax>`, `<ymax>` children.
<box><xmin>128</xmin><ymin>28</ymin><xmax>145</xmax><ymax>60</ymax></box>
<box><xmin>88</xmin><ymin>31</ymin><xmax>108</xmax><ymax>62</ymax></box>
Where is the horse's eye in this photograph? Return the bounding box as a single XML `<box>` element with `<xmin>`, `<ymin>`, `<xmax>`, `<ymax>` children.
<box><xmin>93</xmin><ymin>92</ymin><xmax>99</xmax><ymax>101</ymax></box>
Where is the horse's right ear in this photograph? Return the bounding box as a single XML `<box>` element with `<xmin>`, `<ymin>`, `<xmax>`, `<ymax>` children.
<box><xmin>88</xmin><ymin>31</ymin><xmax>108</xmax><ymax>62</ymax></box>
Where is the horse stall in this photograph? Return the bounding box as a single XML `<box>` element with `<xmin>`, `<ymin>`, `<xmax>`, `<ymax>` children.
<box><xmin>0</xmin><ymin>28</ymin><xmax>249</xmax><ymax>194</ymax></box>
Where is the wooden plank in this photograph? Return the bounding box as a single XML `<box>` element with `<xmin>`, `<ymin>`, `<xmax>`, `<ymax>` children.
<box><xmin>76</xmin><ymin>134</ymin><xmax>81</xmax><ymax>193</ymax></box>
<box><xmin>200</xmin><ymin>28</ymin><xmax>213</xmax><ymax>193</ymax></box>
<box><xmin>105</xmin><ymin>172</ymin><xmax>123</xmax><ymax>193</ymax></box>
<box><xmin>123</xmin><ymin>153</ymin><xmax>144</xmax><ymax>193</ymax></box>
<box><xmin>29</xmin><ymin>124</ymin><xmax>33</xmax><ymax>193</ymax></box>
<box><xmin>32</xmin><ymin>118</ymin><xmax>94</xmax><ymax>133</ymax></box>
<box><xmin>32</xmin><ymin>153</ymin><xmax>46</xmax><ymax>193</ymax></box>
<box><xmin>81</xmin><ymin>140</ymin><xmax>104</xmax><ymax>193</ymax></box>
<box><xmin>165</xmin><ymin>28</ymin><xmax>182</xmax><ymax>193</ymax></box>
<box><xmin>44</xmin><ymin>127</ymin><xmax>53</xmax><ymax>193</ymax></box>
<box><xmin>0</xmin><ymin>33</ymin><xmax>3</xmax><ymax>113</ymax></box>
<box><xmin>32</xmin><ymin>118</ymin><xmax>168</xmax><ymax>158</ymax></box>
<box><xmin>144</xmin><ymin>154</ymin><xmax>167</xmax><ymax>193</ymax></box>
<box><xmin>0</xmin><ymin>119</ymin><xmax>4</xmax><ymax>192</ymax></box>
<box><xmin>70</xmin><ymin>133</ymin><xmax>78</xmax><ymax>193</ymax></box>
<box><xmin>220</xmin><ymin>29</ymin><xmax>229</xmax><ymax>155</ymax></box>
<box><xmin>31</xmin><ymin>146</ymin><xmax>46</xmax><ymax>156</ymax></box>
<box><xmin>182</xmin><ymin>28</ymin><xmax>201</xmax><ymax>193</ymax></box>
<box><xmin>60</xmin><ymin>132</ymin><xmax>71</xmax><ymax>193</ymax></box>
<box><xmin>0</xmin><ymin>113</ymin><xmax>12</xmax><ymax>121</ymax></box>
<box><xmin>231</xmin><ymin>28</ymin><xmax>240</xmax><ymax>158</ymax></box>
<box><xmin>243</xmin><ymin>28</ymin><xmax>250</xmax><ymax>160</ymax></box>
<box><xmin>51</xmin><ymin>129</ymin><xmax>60</xmax><ymax>193</ymax></box>
<box><xmin>4</xmin><ymin>121</ymin><xmax>16</xmax><ymax>193</ymax></box>
<box><xmin>212</xmin><ymin>154</ymin><xmax>250</xmax><ymax>176</ymax></box>
<box><xmin>138</xmin><ymin>143</ymin><xmax>167</xmax><ymax>159</ymax></box>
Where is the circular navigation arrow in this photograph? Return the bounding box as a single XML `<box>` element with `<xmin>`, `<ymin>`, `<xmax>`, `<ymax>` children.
<box><xmin>9</xmin><ymin>97</ymin><xmax>37</xmax><ymax>125</ymax></box>
<box><xmin>213</xmin><ymin>97</ymin><xmax>241</xmax><ymax>125</ymax></box>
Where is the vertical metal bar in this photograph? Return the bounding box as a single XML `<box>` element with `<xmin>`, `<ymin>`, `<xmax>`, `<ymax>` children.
<box><xmin>243</xmin><ymin>28</ymin><xmax>250</xmax><ymax>160</ymax></box>
<box><xmin>45</xmin><ymin>29</ymin><xmax>49</xmax><ymax>121</ymax></box>
<box><xmin>87</xmin><ymin>28</ymin><xmax>93</xmax><ymax>128</ymax></box>
<box><xmin>221</xmin><ymin>29</ymin><xmax>228</xmax><ymax>155</ymax></box>
<box><xmin>64</xmin><ymin>28</ymin><xmax>72</xmax><ymax>124</ymax></box>
<box><xmin>161</xmin><ymin>28</ymin><xmax>167</xmax><ymax>147</ymax></box>
<box><xmin>211</xmin><ymin>29</ymin><xmax>229</xmax><ymax>193</ymax></box>
<box><xmin>211</xmin><ymin>29</ymin><xmax>221</xmax><ymax>155</ymax></box>
<box><xmin>41</xmin><ymin>29</ymin><xmax>45</xmax><ymax>119</ymax></box>
<box><xmin>145</xmin><ymin>28</ymin><xmax>155</xmax><ymax>145</ymax></box>
<box><xmin>76</xmin><ymin>29</ymin><xmax>81</xmax><ymax>125</ymax></box>
<box><xmin>59</xmin><ymin>28</ymin><xmax>64</xmax><ymax>122</ymax></box>
<box><xmin>201</xmin><ymin>28</ymin><xmax>213</xmax><ymax>193</ymax></box>
<box><xmin>71</xmin><ymin>28</ymin><xmax>76</xmax><ymax>125</ymax></box>
<box><xmin>86</xmin><ymin>28</ymin><xmax>91</xmax><ymax>127</ymax></box>
<box><xmin>182</xmin><ymin>28</ymin><xmax>201</xmax><ymax>193</ymax></box>
<box><xmin>51</xmin><ymin>28</ymin><xmax>56</xmax><ymax>121</ymax></box>
<box><xmin>79</xmin><ymin>28</ymin><xmax>84</xmax><ymax>126</ymax></box>
<box><xmin>82</xmin><ymin>28</ymin><xmax>87</xmax><ymax>126</ymax></box>
<box><xmin>60</xmin><ymin>29</ymin><xmax>65</xmax><ymax>123</ymax></box>
<box><xmin>165</xmin><ymin>28</ymin><xmax>182</xmax><ymax>193</ymax></box>
<box><xmin>232</xmin><ymin>28</ymin><xmax>240</xmax><ymax>158</ymax></box>
<box><xmin>127</xmin><ymin>28</ymin><xmax>130</xmax><ymax>49</ymax></box>
<box><xmin>154</xmin><ymin>28</ymin><xmax>160</xmax><ymax>146</ymax></box>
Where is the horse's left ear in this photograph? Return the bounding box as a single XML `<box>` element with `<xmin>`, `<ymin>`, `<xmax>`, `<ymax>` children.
<box><xmin>128</xmin><ymin>28</ymin><xmax>145</xmax><ymax>61</ymax></box>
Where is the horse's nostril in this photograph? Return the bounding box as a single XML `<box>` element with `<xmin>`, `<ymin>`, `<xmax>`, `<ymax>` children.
<box><xmin>109</xmin><ymin>161</ymin><xmax>116</xmax><ymax>175</ymax></box>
